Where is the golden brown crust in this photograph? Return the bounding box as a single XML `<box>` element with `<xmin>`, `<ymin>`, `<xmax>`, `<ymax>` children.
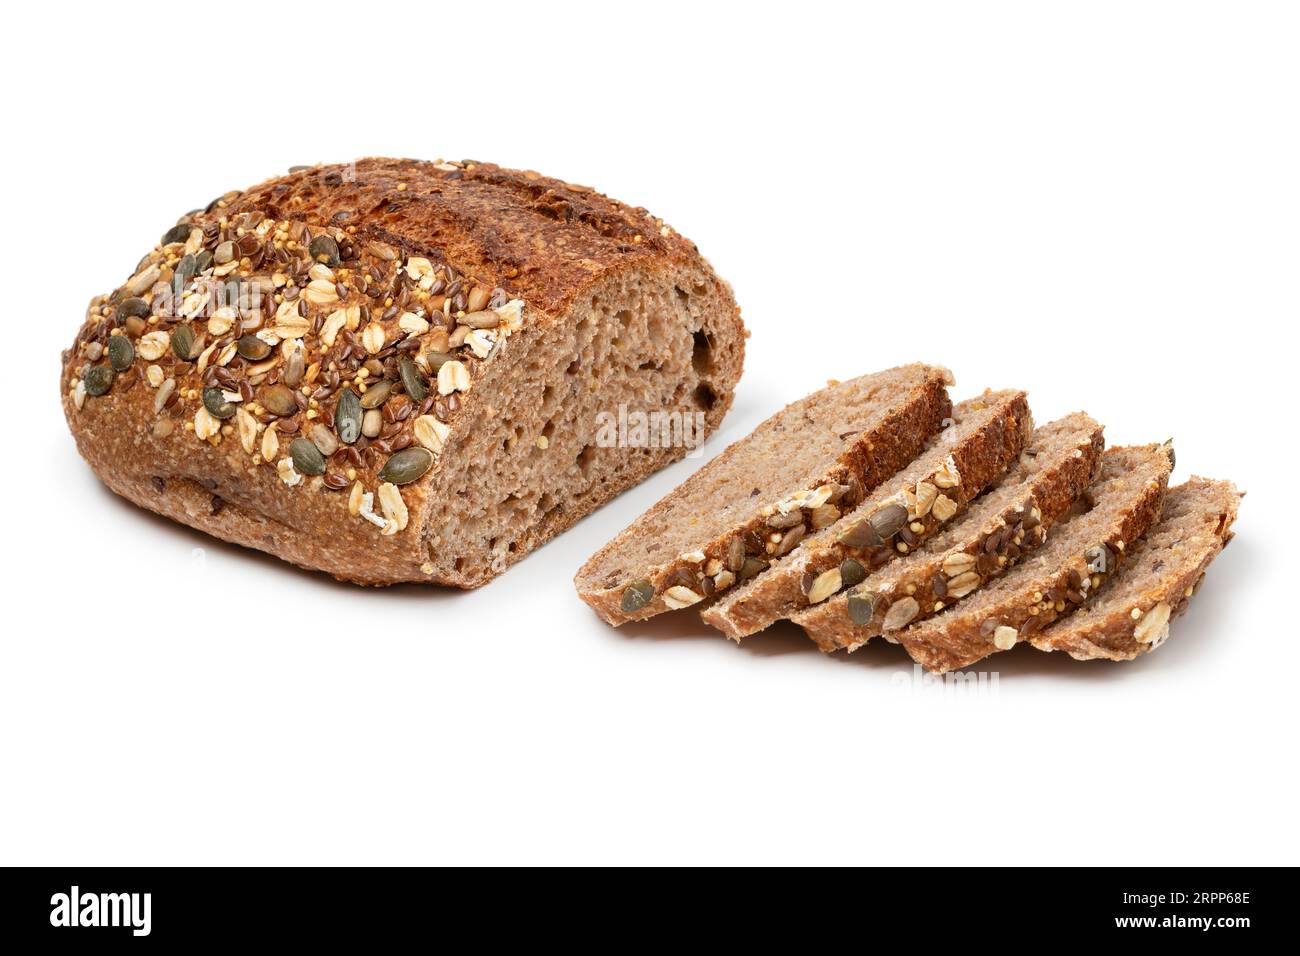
<box><xmin>60</xmin><ymin>159</ymin><xmax>744</xmax><ymax>586</ymax></box>
<box><xmin>230</xmin><ymin>159</ymin><xmax>702</xmax><ymax>320</ymax></box>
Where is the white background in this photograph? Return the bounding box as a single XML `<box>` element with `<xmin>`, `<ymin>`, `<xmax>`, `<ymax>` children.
<box><xmin>2</xmin><ymin>1</ymin><xmax>1296</xmax><ymax>865</ymax></box>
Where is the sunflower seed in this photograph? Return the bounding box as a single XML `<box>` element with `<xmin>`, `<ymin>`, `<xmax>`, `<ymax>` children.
<box><xmin>726</xmin><ymin>536</ymin><xmax>746</xmax><ymax>573</ymax></box>
<box><xmin>289</xmin><ymin>437</ymin><xmax>326</xmax><ymax>476</ymax></box>
<box><xmin>362</xmin><ymin>408</ymin><xmax>382</xmax><ymax>438</ymax></box>
<box><xmin>806</xmin><ymin>568</ymin><xmax>843</xmax><ymax>604</ymax></box>
<box><xmin>460</xmin><ymin>310</ymin><xmax>500</xmax><ymax>329</ymax></box>
<box><xmin>992</xmin><ymin>625</ymin><xmax>1018</xmax><ymax>650</ymax></box>
<box><xmin>882</xmin><ymin>597</ymin><xmax>920</xmax><ymax>631</ymax></box>
<box><xmin>309</xmin><ymin>423</ymin><xmax>339</xmax><ymax>457</ymax></box>
<box><xmin>378</xmin><ymin>446</ymin><xmax>433</xmax><ymax>485</ymax></box>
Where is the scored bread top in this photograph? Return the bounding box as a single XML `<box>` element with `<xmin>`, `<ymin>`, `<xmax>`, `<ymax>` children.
<box><xmin>896</xmin><ymin>444</ymin><xmax>1173</xmax><ymax>673</ymax></box>
<box><xmin>574</xmin><ymin>364</ymin><xmax>953</xmax><ymax>625</ymax></box>
<box><xmin>699</xmin><ymin>389</ymin><xmax>1033</xmax><ymax>640</ymax></box>
<box><xmin>794</xmin><ymin>412</ymin><xmax>1104</xmax><ymax>652</ymax></box>
<box><xmin>1030</xmin><ymin>477</ymin><xmax>1241</xmax><ymax>661</ymax></box>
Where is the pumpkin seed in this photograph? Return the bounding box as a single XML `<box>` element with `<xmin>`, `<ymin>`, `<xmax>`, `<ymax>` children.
<box><xmin>378</xmin><ymin>446</ymin><xmax>433</xmax><ymax>485</ymax></box>
<box><xmin>161</xmin><ymin>223</ymin><xmax>191</xmax><ymax>245</ymax></box>
<box><xmin>289</xmin><ymin>437</ymin><xmax>326</xmax><ymax>476</ymax></box>
<box><xmin>424</xmin><ymin>350</ymin><xmax>455</xmax><ymax>372</ymax></box>
<box><xmin>202</xmin><ymin>386</ymin><xmax>236</xmax><ymax>420</ymax></box>
<box><xmin>334</xmin><ymin>388</ymin><xmax>362</xmax><ymax>444</ymax></box>
<box><xmin>308</xmin><ymin>235</ymin><xmax>340</xmax><ymax>267</ymax></box>
<box><xmin>869</xmin><ymin>503</ymin><xmax>908</xmax><ymax>541</ymax></box>
<box><xmin>359</xmin><ymin>379</ymin><xmax>393</xmax><ymax>409</ymax></box>
<box><xmin>194</xmin><ymin>249</ymin><xmax>213</xmax><ymax>274</ymax></box>
<box><xmin>83</xmin><ymin>364</ymin><xmax>114</xmax><ymax>397</ymax></box>
<box><xmin>399</xmin><ymin>357</ymin><xmax>428</xmax><ymax>402</ymax></box>
<box><xmin>237</xmin><ymin>334</ymin><xmax>272</xmax><ymax>360</ymax></box>
<box><xmin>173</xmin><ymin>253</ymin><xmax>197</xmax><ymax>290</ymax></box>
<box><xmin>846</xmin><ymin>590</ymin><xmax>879</xmax><ymax>626</ymax></box>
<box><xmin>261</xmin><ymin>383</ymin><xmax>298</xmax><ymax>417</ymax></box>
<box><xmin>107</xmin><ymin>335</ymin><xmax>135</xmax><ymax>371</ymax></box>
<box><xmin>839</xmin><ymin>557</ymin><xmax>867</xmax><ymax>590</ymax></box>
<box><xmin>118</xmin><ymin>297</ymin><xmax>151</xmax><ymax>321</ymax></box>
<box><xmin>171</xmin><ymin>324</ymin><xmax>195</xmax><ymax>360</ymax></box>
<box><xmin>621</xmin><ymin>580</ymin><xmax>655</xmax><ymax>613</ymax></box>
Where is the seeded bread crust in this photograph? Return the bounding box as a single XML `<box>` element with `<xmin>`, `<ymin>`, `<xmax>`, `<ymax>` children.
<box><xmin>794</xmin><ymin>413</ymin><xmax>1104</xmax><ymax>652</ymax></box>
<box><xmin>897</xmin><ymin>445</ymin><xmax>1172</xmax><ymax>673</ymax></box>
<box><xmin>61</xmin><ymin>158</ymin><xmax>745</xmax><ymax>587</ymax></box>
<box><xmin>699</xmin><ymin>390</ymin><xmax>1033</xmax><ymax>640</ymax></box>
<box><xmin>574</xmin><ymin>365</ymin><xmax>953</xmax><ymax>625</ymax></box>
<box><xmin>1029</xmin><ymin>478</ymin><xmax>1241</xmax><ymax>661</ymax></box>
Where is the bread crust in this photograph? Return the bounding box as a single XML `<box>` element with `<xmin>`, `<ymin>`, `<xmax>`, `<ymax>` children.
<box><xmin>575</xmin><ymin>366</ymin><xmax>953</xmax><ymax>625</ymax></box>
<box><xmin>898</xmin><ymin>445</ymin><xmax>1172</xmax><ymax>673</ymax></box>
<box><xmin>61</xmin><ymin>159</ymin><xmax>744</xmax><ymax>586</ymax></box>
<box><xmin>700</xmin><ymin>390</ymin><xmax>1033</xmax><ymax>640</ymax></box>
<box><xmin>794</xmin><ymin>413</ymin><xmax>1104</xmax><ymax>651</ymax></box>
<box><xmin>1029</xmin><ymin>478</ymin><xmax>1241</xmax><ymax>661</ymax></box>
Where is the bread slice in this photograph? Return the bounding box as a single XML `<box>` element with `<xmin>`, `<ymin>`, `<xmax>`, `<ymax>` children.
<box><xmin>699</xmin><ymin>389</ymin><xmax>1032</xmax><ymax>640</ymax></box>
<box><xmin>1029</xmin><ymin>478</ymin><xmax>1241</xmax><ymax>661</ymax></box>
<box><xmin>896</xmin><ymin>444</ymin><xmax>1173</xmax><ymax>672</ymax></box>
<box><xmin>793</xmin><ymin>412</ymin><xmax>1104</xmax><ymax>652</ymax></box>
<box><xmin>574</xmin><ymin>364</ymin><xmax>953</xmax><ymax>625</ymax></box>
<box><xmin>61</xmin><ymin>158</ymin><xmax>747</xmax><ymax>587</ymax></box>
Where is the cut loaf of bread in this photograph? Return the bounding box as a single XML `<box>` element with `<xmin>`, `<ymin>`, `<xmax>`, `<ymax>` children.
<box><xmin>896</xmin><ymin>444</ymin><xmax>1173</xmax><ymax>673</ymax></box>
<box><xmin>61</xmin><ymin>158</ymin><xmax>746</xmax><ymax>586</ymax></box>
<box><xmin>700</xmin><ymin>389</ymin><xmax>1032</xmax><ymax>640</ymax></box>
<box><xmin>1029</xmin><ymin>478</ymin><xmax>1241</xmax><ymax>661</ymax></box>
<box><xmin>794</xmin><ymin>412</ymin><xmax>1104</xmax><ymax>652</ymax></box>
<box><xmin>574</xmin><ymin>364</ymin><xmax>953</xmax><ymax>625</ymax></box>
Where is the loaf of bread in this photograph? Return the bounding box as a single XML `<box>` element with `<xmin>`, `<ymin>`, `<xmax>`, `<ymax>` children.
<box><xmin>60</xmin><ymin>159</ymin><xmax>745</xmax><ymax>586</ymax></box>
<box><xmin>574</xmin><ymin>365</ymin><xmax>953</xmax><ymax>624</ymax></box>
<box><xmin>700</xmin><ymin>389</ymin><xmax>1033</xmax><ymax>639</ymax></box>
<box><xmin>794</xmin><ymin>412</ymin><xmax>1104</xmax><ymax>652</ymax></box>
